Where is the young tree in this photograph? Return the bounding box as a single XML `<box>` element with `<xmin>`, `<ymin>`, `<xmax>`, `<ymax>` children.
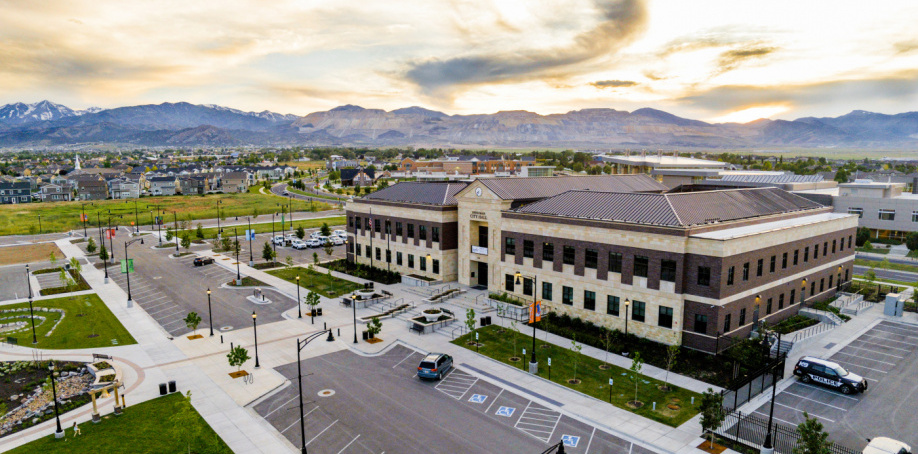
<box><xmin>324</xmin><ymin>241</ymin><xmax>334</xmax><ymax>261</ymax></box>
<box><xmin>663</xmin><ymin>345</ymin><xmax>680</xmax><ymax>391</ymax></box>
<box><xmin>509</xmin><ymin>320</ymin><xmax>519</xmax><ymax>356</ymax></box>
<box><xmin>195</xmin><ymin>223</ymin><xmax>205</xmax><ymax>239</ymax></box>
<box><xmin>855</xmin><ymin>227</ymin><xmax>870</xmax><ymax>247</ymax></box>
<box><xmin>312</xmin><ymin>252</ymin><xmax>319</xmax><ymax>267</ymax></box>
<box><xmin>98</xmin><ymin>244</ymin><xmax>108</xmax><ymax>262</ymax></box>
<box><xmin>794</xmin><ymin>412</ymin><xmax>832</xmax><ymax>454</ymax></box>
<box><xmin>49</xmin><ymin>251</ymin><xmax>58</xmax><ymax>268</ymax></box>
<box><xmin>165</xmin><ymin>228</ymin><xmax>174</xmax><ymax>242</ymax></box>
<box><xmin>227</xmin><ymin>345</ymin><xmax>250</xmax><ymax>371</ymax></box>
<box><xmin>86</xmin><ymin>237</ymin><xmax>97</xmax><ymax>254</ymax></box>
<box><xmin>305</xmin><ymin>291</ymin><xmax>321</xmax><ymax>318</ymax></box>
<box><xmin>465</xmin><ymin>308</ymin><xmax>476</xmax><ymax>334</ymax></box>
<box><xmin>262</xmin><ymin>241</ymin><xmax>275</xmax><ymax>263</ymax></box>
<box><xmin>600</xmin><ymin>329</ymin><xmax>613</xmax><ymax>368</ymax></box>
<box><xmin>184</xmin><ymin>312</ymin><xmax>202</xmax><ymax>335</ymax></box>
<box><xmin>296</xmin><ymin>226</ymin><xmax>306</xmax><ymax>240</ymax></box>
<box><xmin>699</xmin><ymin>388</ymin><xmax>725</xmax><ymax>449</ymax></box>
<box><xmin>571</xmin><ymin>335</ymin><xmax>583</xmax><ymax>382</ymax></box>
<box><xmin>629</xmin><ymin>351</ymin><xmax>644</xmax><ymax>405</ymax></box>
<box><xmin>285</xmin><ymin>255</ymin><xmax>294</xmax><ymax>267</ymax></box>
<box><xmin>180</xmin><ymin>233</ymin><xmax>192</xmax><ymax>252</ymax></box>
<box><xmin>320</xmin><ymin>222</ymin><xmax>331</xmax><ymax>237</ymax></box>
<box><xmin>170</xmin><ymin>391</ymin><xmax>201</xmax><ymax>454</ymax></box>
<box><xmin>221</xmin><ymin>236</ymin><xmax>232</xmax><ymax>252</ymax></box>
<box><xmin>367</xmin><ymin>316</ymin><xmax>383</xmax><ymax>338</ymax></box>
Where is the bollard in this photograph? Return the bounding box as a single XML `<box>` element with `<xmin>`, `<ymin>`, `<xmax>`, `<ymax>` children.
<box><xmin>337</xmin><ymin>328</ymin><xmax>340</xmax><ymax>336</ymax></box>
<box><xmin>653</xmin><ymin>402</ymin><xmax>656</xmax><ymax>410</ymax></box>
<box><xmin>691</xmin><ymin>397</ymin><xmax>694</xmax><ymax>405</ymax></box>
<box><xmin>220</xmin><ymin>335</ymin><xmax>224</xmax><ymax>344</ymax></box>
<box><xmin>230</xmin><ymin>342</ymin><xmax>234</xmax><ymax>351</ymax></box>
<box><xmin>324</xmin><ymin>322</ymin><xmax>327</xmax><ymax>330</ymax></box>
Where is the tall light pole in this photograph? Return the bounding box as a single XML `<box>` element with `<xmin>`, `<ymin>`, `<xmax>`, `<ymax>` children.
<box><xmin>124</xmin><ymin>237</ymin><xmax>145</xmax><ymax>308</ymax></box>
<box><xmin>247</xmin><ymin>216</ymin><xmax>254</xmax><ymax>266</ymax></box>
<box><xmin>624</xmin><ymin>298</ymin><xmax>631</xmax><ymax>337</ymax></box>
<box><xmin>515</xmin><ymin>271</ymin><xmax>539</xmax><ymax>374</ymax></box>
<box><xmin>296</xmin><ymin>275</ymin><xmax>303</xmax><ymax>319</ymax></box>
<box><xmin>234</xmin><ymin>228</ymin><xmax>241</xmax><ymax>282</ymax></box>
<box><xmin>172</xmin><ymin>211</ymin><xmax>179</xmax><ymax>253</ymax></box>
<box><xmin>207</xmin><ymin>288</ymin><xmax>214</xmax><ymax>337</ymax></box>
<box><xmin>761</xmin><ymin>331</ymin><xmax>783</xmax><ymax>454</ymax></box>
<box><xmin>48</xmin><ymin>361</ymin><xmax>64</xmax><ymax>438</ymax></box>
<box><xmin>80</xmin><ymin>202</ymin><xmax>93</xmax><ymax>237</ymax></box>
<box><xmin>252</xmin><ymin>311</ymin><xmax>260</xmax><ymax>369</ymax></box>
<box><xmin>296</xmin><ymin>330</ymin><xmax>335</xmax><ymax>454</ymax></box>
<box><xmin>26</xmin><ymin>264</ymin><xmax>36</xmax><ymax>344</ymax></box>
<box><xmin>271</xmin><ymin>213</ymin><xmax>278</xmax><ymax>265</ymax></box>
<box><xmin>216</xmin><ymin>200</ymin><xmax>222</xmax><ymax>241</ymax></box>
<box><xmin>351</xmin><ymin>293</ymin><xmax>358</xmax><ymax>344</ymax></box>
<box><xmin>126</xmin><ymin>200</ymin><xmax>139</xmax><ymax>233</ymax></box>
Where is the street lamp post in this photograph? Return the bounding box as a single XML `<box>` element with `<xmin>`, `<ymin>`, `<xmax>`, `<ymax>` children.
<box><xmin>247</xmin><ymin>216</ymin><xmax>254</xmax><ymax>267</ymax></box>
<box><xmin>351</xmin><ymin>293</ymin><xmax>358</xmax><ymax>344</ymax></box>
<box><xmin>26</xmin><ymin>264</ymin><xmax>37</xmax><ymax>344</ymax></box>
<box><xmin>271</xmin><ymin>213</ymin><xmax>277</xmax><ymax>265</ymax></box>
<box><xmin>761</xmin><ymin>331</ymin><xmax>783</xmax><ymax>454</ymax></box>
<box><xmin>234</xmin><ymin>228</ymin><xmax>241</xmax><ymax>282</ymax></box>
<box><xmin>801</xmin><ymin>278</ymin><xmax>807</xmax><ymax>305</ymax></box>
<box><xmin>124</xmin><ymin>237</ymin><xmax>145</xmax><ymax>308</ymax></box>
<box><xmin>37</xmin><ymin>215</ymin><xmax>41</xmax><ymax>234</ymax></box>
<box><xmin>296</xmin><ymin>329</ymin><xmax>335</xmax><ymax>454</ymax></box>
<box><xmin>278</xmin><ymin>203</ymin><xmax>285</xmax><ymax>232</ymax></box>
<box><xmin>296</xmin><ymin>275</ymin><xmax>303</xmax><ymax>320</ymax></box>
<box><xmin>515</xmin><ymin>271</ymin><xmax>539</xmax><ymax>375</ymax></box>
<box><xmin>172</xmin><ymin>211</ymin><xmax>179</xmax><ymax>253</ymax></box>
<box><xmin>126</xmin><ymin>200</ymin><xmax>139</xmax><ymax>233</ymax></box>
<box><xmin>252</xmin><ymin>311</ymin><xmax>260</xmax><ymax>368</ymax></box>
<box><xmin>216</xmin><ymin>200</ymin><xmax>222</xmax><ymax>241</ymax></box>
<box><xmin>48</xmin><ymin>361</ymin><xmax>64</xmax><ymax>438</ymax></box>
<box><xmin>207</xmin><ymin>288</ymin><xmax>214</xmax><ymax>337</ymax></box>
<box><xmin>146</xmin><ymin>205</ymin><xmax>163</xmax><ymax>246</ymax></box>
<box><xmin>624</xmin><ymin>298</ymin><xmax>631</xmax><ymax>337</ymax></box>
<box><xmin>80</xmin><ymin>202</ymin><xmax>93</xmax><ymax>237</ymax></box>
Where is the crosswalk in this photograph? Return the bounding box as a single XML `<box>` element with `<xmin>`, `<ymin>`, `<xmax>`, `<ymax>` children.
<box><xmin>514</xmin><ymin>401</ymin><xmax>562</xmax><ymax>443</ymax></box>
<box><xmin>434</xmin><ymin>369</ymin><xmax>479</xmax><ymax>399</ymax></box>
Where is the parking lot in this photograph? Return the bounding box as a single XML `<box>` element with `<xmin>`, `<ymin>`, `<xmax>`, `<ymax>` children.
<box><xmin>0</xmin><ymin>261</ymin><xmax>59</xmax><ymax>300</ymax></box>
<box><xmin>254</xmin><ymin>345</ymin><xmax>660</xmax><ymax>454</ymax></box>
<box><xmin>749</xmin><ymin>321</ymin><xmax>918</xmax><ymax>449</ymax></box>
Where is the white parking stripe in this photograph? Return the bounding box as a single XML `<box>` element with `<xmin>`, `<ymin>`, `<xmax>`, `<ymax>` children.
<box><xmin>336</xmin><ymin>435</ymin><xmax>360</xmax><ymax>454</ymax></box>
<box><xmin>753</xmin><ymin>410</ymin><xmax>797</xmax><ymax>427</ymax></box>
<box><xmin>832</xmin><ymin>351</ymin><xmax>896</xmax><ymax>366</ymax></box>
<box><xmin>861</xmin><ymin>334</ymin><xmax>914</xmax><ymax>348</ymax></box>
<box><xmin>161</xmin><ymin>319</ymin><xmax>187</xmax><ymax>327</ymax></box>
<box><xmin>305</xmin><ymin>419</ymin><xmax>339</xmax><ymax>446</ymax></box>
<box><xmin>794</xmin><ymin>383</ymin><xmax>860</xmax><ymax>401</ymax></box>
<box><xmin>871</xmin><ymin>327</ymin><xmax>918</xmax><ymax>340</ymax></box>
<box><xmin>280</xmin><ymin>407</ymin><xmax>319</xmax><ymax>434</ymax></box>
<box><xmin>856</xmin><ymin>337</ymin><xmax>912</xmax><ymax>351</ymax></box>
<box><xmin>149</xmin><ymin>306</ymin><xmax>181</xmax><ymax>316</ymax></box>
<box><xmin>142</xmin><ymin>301</ymin><xmax>173</xmax><ymax>310</ymax></box>
<box><xmin>844</xmin><ymin>345</ymin><xmax>904</xmax><ymax>359</ymax></box>
<box><xmin>781</xmin><ymin>391</ymin><xmax>849</xmax><ymax>411</ymax></box>
<box><xmin>774</xmin><ymin>402</ymin><xmax>835</xmax><ymax>423</ymax></box>
<box><xmin>845</xmin><ymin>363</ymin><xmax>888</xmax><ymax>374</ymax></box>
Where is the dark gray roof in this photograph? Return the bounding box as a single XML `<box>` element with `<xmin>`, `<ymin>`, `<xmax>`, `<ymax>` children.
<box><xmin>477</xmin><ymin>174</ymin><xmax>666</xmax><ymax>200</ymax></box>
<box><xmin>719</xmin><ymin>174</ymin><xmax>824</xmax><ymax>183</ymax></box>
<box><xmin>512</xmin><ymin>187</ymin><xmax>824</xmax><ymax>227</ymax></box>
<box><xmin>362</xmin><ymin>182</ymin><xmax>468</xmax><ymax>206</ymax></box>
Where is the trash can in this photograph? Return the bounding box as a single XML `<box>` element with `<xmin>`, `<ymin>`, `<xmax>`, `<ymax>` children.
<box><xmin>362</xmin><ymin>331</ymin><xmax>369</xmax><ymax>340</ymax></box>
<box><xmin>317</xmin><ymin>308</ymin><xmax>323</xmax><ymax>316</ymax></box>
<box><xmin>168</xmin><ymin>380</ymin><xmax>177</xmax><ymax>393</ymax></box>
<box><xmin>159</xmin><ymin>383</ymin><xmax>167</xmax><ymax>396</ymax></box>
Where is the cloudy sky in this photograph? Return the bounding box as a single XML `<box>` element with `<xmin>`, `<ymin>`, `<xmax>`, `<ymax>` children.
<box><xmin>2</xmin><ymin>0</ymin><xmax>917</xmax><ymax>122</ymax></box>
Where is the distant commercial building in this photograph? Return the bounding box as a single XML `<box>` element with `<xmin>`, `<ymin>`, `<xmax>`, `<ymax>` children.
<box><xmin>825</xmin><ymin>179</ymin><xmax>918</xmax><ymax>242</ymax></box>
<box><xmin>399</xmin><ymin>156</ymin><xmax>536</xmax><ymax>175</ymax></box>
<box><xmin>595</xmin><ymin>153</ymin><xmax>727</xmax><ymax>180</ymax></box>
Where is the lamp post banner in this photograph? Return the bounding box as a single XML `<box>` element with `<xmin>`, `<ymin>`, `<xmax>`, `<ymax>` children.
<box><xmin>120</xmin><ymin>259</ymin><xmax>133</xmax><ymax>274</ymax></box>
<box><xmin>529</xmin><ymin>301</ymin><xmax>542</xmax><ymax>323</ymax></box>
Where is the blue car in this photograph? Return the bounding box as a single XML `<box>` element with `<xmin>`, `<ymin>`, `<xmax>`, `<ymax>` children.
<box><xmin>417</xmin><ymin>353</ymin><xmax>452</xmax><ymax>380</ymax></box>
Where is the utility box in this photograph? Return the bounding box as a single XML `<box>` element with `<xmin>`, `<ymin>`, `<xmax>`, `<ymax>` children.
<box><xmin>884</xmin><ymin>293</ymin><xmax>903</xmax><ymax>317</ymax></box>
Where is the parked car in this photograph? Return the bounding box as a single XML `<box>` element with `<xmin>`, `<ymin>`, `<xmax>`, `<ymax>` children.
<box><xmin>309</xmin><ymin>231</ymin><xmax>322</xmax><ymax>239</ymax></box>
<box><xmin>272</xmin><ymin>235</ymin><xmax>286</xmax><ymax>246</ymax></box>
<box><xmin>283</xmin><ymin>190</ymin><xmax>289</xmax><ymax>196</ymax></box>
<box><xmin>333</xmin><ymin>229</ymin><xmax>347</xmax><ymax>238</ymax></box>
<box><xmin>193</xmin><ymin>257</ymin><xmax>215</xmax><ymax>266</ymax></box>
<box><xmin>417</xmin><ymin>353</ymin><xmax>453</xmax><ymax>380</ymax></box>
<box><xmin>330</xmin><ymin>236</ymin><xmax>345</xmax><ymax>246</ymax></box>
<box><xmin>291</xmin><ymin>240</ymin><xmax>308</xmax><ymax>250</ymax></box>
<box><xmin>864</xmin><ymin>438</ymin><xmax>912</xmax><ymax>454</ymax></box>
<box><xmin>305</xmin><ymin>238</ymin><xmax>322</xmax><ymax>248</ymax></box>
<box><xmin>793</xmin><ymin>356</ymin><xmax>867</xmax><ymax>394</ymax></box>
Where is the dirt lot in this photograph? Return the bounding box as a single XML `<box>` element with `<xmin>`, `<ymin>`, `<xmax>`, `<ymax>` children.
<box><xmin>0</xmin><ymin>243</ymin><xmax>64</xmax><ymax>266</ymax></box>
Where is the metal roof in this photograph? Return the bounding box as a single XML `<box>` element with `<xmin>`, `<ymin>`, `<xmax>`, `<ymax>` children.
<box><xmin>512</xmin><ymin>187</ymin><xmax>824</xmax><ymax>227</ymax></box>
<box><xmin>361</xmin><ymin>181</ymin><xmax>468</xmax><ymax>206</ymax></box>
<box><xmin>718</xmin><ymin>174</ymin><xmax>824</xmax><ymax>183</ymax></box>
<box><xmin>476</xmin><ymin>174</ymin><xmax>666</xmax><ymax>200</ymax></box>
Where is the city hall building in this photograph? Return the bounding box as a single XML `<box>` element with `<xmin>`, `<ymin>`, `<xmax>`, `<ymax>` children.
<box><xmin>346</xmin><ymin>175</ymin><xmax>857</xmax><ymax>353</ymax></box>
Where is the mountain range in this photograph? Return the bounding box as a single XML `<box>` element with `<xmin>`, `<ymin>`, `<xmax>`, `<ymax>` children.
<box><xmin>1</xmin><ymin>101</ymin><xmax>917</xmax><ymax>149</ymax></box>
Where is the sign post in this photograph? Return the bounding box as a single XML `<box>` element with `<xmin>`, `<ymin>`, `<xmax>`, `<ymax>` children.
<box><xmin>609</xmin><ymin>378</ymin><xmax>614</xmax><ymax>402</ymax></box>
<box><xmin>548</xmin><ymin>357</ymin><xmax>552</xmax><ymax>380</ymax></box>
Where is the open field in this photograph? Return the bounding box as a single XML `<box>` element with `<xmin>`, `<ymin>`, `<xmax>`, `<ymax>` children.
<box><xmin>281</xmin><ymin>160</ymin><xmax>326</xmax><ymax>170</ymax></box>
<box><xmin>195</xmin><ymin>216</ymin><xmax>345</xmax><ymax>238</ymax></box>
<box><xmin>0</xmin><ymin>293</ymin><xmax>136</xmax><ymax>349</ymax></box>
<box><xmin>0</xmin><ymin>243</ymin><xmax>64</xmax><ymax>266</ymax></box>
<box><xmin>7</xmin><ymin>393</ymin><xmax>232</xmax><ymax>454</ymax></box>
<box><xmin>0</xmin><ymin>192</ymin><xmax>333</xmax><ymax>236</ymax></box>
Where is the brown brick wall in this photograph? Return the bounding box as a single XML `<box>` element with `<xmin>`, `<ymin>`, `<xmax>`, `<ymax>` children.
<box><xmin>347</xmin><ymin>211</ymin><xmax>458</xmax><ymax>251</ymax></box>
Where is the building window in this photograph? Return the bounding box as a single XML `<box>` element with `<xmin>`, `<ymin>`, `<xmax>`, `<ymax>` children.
<box><xmin>814</xmin><ymin>244</ymin><xmax>819</xmax><ymax>259</ymax></box>
<box><xmin>505</xmin><ymin>274</ymin><xmax>515</xmax><ymax>292</ymax></box>
<box><xmin>356</xmin><ymin>244</ymin><xmax>362</xmax><ymax>256</ymax></box>
<box><xmin>365</xmin><ymin>245</ymin><xmax>371</xmax><ymax>257</ymax></box>
<box><xmin>607</xmin><ymin>295</ymin><xmax>619</xmax><ymax>316</ymax></box>
<box><xmin>505</xmin><ymin>237</ymin><xmax>516</xmax><ymax>255</ymax></box>
<box><xmin>542</xmin><ymin>243</ymin><xmax>554</xmax><ymax>261</ymax></box>
<box><xmin>742</xmin><ymin>262</ymin><xmax>749</xmax><ymax>281</ymax></box>
<box><xmin>913</xmin><ymin>211</ymin><xmax>918</xmax><ymax>222</ymax></box>
<box><xmin>779</xmin><ymin>293</ymin><xmax>785</xmax><ymax>310</ymax></box>
<box><xmin>661</xmin><ymin>260</ymin><xmax>676</xmax><ymax>282</ymax></box>
<box><xmin>790</xmin><ymin>289</ymin><xmax>796</xmax><ymax>305</ymax></box>
<box><xmin>697</xmin><ymin>266</ymin><xmax>711</xmax><ymax>286</ymax></box>
<box><xmin>793</xmin><ymin>250</ymin><xmax>799</xmax><ymax>266</ymax></box>
<box><xmin>832</xmin><ymin>240</ymin><xmax>836</xmax><ymax>253</ymax></box>
<box><xmin>632</xmin><ymin>301</ymin><xmax>646</xmax><ymax>322</ymax></box>
<box><xmin>694</xmin><ymin>314</ymin><xmax>708</xmax><ymax>334</ymax></box>
<box><xmin>542</xmin><ymin>282</ymin><xmax>552</xmax><ymax>301</ymax></box>
<box><xmin>584</xmin><ymin>291</ymin><xmax>596</xmax><ymax>311</ymax></box>
<box><xmin>374</xmin><ymin>219</ymin><xmax>381</xmax><ymax>233</ymax></box>
<box><xmin>385</xmin><ymin>250</ymin><xmax>391</xmax><ymax>263</ymax></box>
<box><xmin>811</xmin><ymin>282</ymin><xmax>816</xmax><ymax>296</ymax></box>
<box><xmin>739</xmin><ymin>308</ymin><xmax>746</xmax><ymax>326</ymax></box>
<box><xmin>848</xmin><ymin>236</ymin><xmax>852</xmax><ymax>249</ymax></box>
<box><xmin>396</xmin><ymin>252</ymin><xmax>403</xmax><ymax>265</ymax></box>
<box><xmin>819</xmin><ymin>278</ymin><xmax>824</xmax><ymax>293</ymax></box>
<box><xmin>848</xmin><ymin>207</ymin><xmax>864</xmax><ymax>218</ymax></box>
<box><xmin>562</xmin><ymin>286</ymin><xmax>573</xmax><ymax>305</ymax></box>
<box><xmin>845</xmin><ymin>269</ymin><xmax>849</xmax><ymax>282</ymax></box>
<box><xmin>407</xmin><ymin>223</ymin><xmax>414</xmax><ymax>238</ymax></box>
<box><xmin>723</xmin><ymin>314</ymin><xmax>731</xmax><ymax>333</ymax></box>
<box><xmin>829</xmin><ymin>274</ymin><xmax>833</xmax><ymax>288</ymax></box>
<box><xmin>432</xmin><ymin>227</ymin><xmax>440</xmax><ymax>242</ymax></box>
<box><xmin>385</xmin><ymin>221</ymin><xmax>391</xmax><ymax>235</ymax></box>
<box><xmin>419</xmin><ymin>225</ymin><xmax>427</xmax><ymax>240</ymax></box>
<box><xmin>770</xmin><ymin>256</ymin><xmax>776</xmax><ymax>273</ymax></box>
<box><xmin>840</xmin><ymin>236</ymin><xmax>845</xmax><ymax>251</ymax></box>
<box><xmin>756</xmin><ymin>259</ymin><xmax>763</xmax><ymax>277</ymax></box>
<box><xmin>419</xmin><ymin>256</ymin><xmax>427</xmax><ymax>271</ymax></box>
<box><xmin>408</xmin><ymin>254</ymin><xmax>414</xmax><ymax>268</ymax></box>
<box><xmin>727</xmin><ymin>266</ymin><xmax>735</xmax><ymax>285</ymax></box>
<box><xmin>767</xmin><ymin>298</ymin><xmax>773</xmax><ymax>314</ymax></box>
<box><xmin>355</xmin><ymin>216</ymin><xmax>362</xmax><ymax>230</ymax></box>
<box><xmin>804</xmin><ymin>247</ymin><xmax>809</xmax><ymax>262</ymax></box>
<box><xmin>432</xmin><ymin>259</ymin><xmax>440</xmax><ymax>275</ymax></box>
<box><xmin>585</xmin><ymin>249</ymin><xmax>598</xmax><ymax>269</ymax></box>
<box><xmin>652</xmin><ymin>307</ymin><xmax>670</xmax><ymax>329</ymax></box>
<box><xmin>364</xmin><ymin>218</ymin><xmax>370</xmax><ymax>230</ymax></box>
<box><xmin>609</xmin><ymin>252</ymin><xmax>622</xmax><ymax>273</ymax></box>
<box><xmin>879</xmin><ymin>209</ymin><xmax>896</xmax><ymax>221</ymax></box>
<box><xmin>348</xmin><ymin>216</ymin><xmax>354</xmax><ymax>228</ymax></box>
<box><xmin>376</xmin><ymin>248</ymin><xmax>381</xmax><ymax>261</ymax></box>
<box><xmin>823</xmin><ymin>241</ymin><xmax>828</xmax><ymax>256</ymax></box>
<box><xmin>563</xmin><ymin>246</ymin><xmax>575</xmax><ymax>265</ymax></box>
<box><xmin>634</xmin><ymin>256</ymin><xmax>649</xmax><ymax>278</ymax></box>
<box><xmin>396</xmin><ymin>222</ymin><xmax>403</xmax><ymax>236</ymax></box>
<box><xmin>523</xmin><ymin>240</ymin><xmax>534</xmax><ymax>258</ymax></box>
<box><xmin>523</xmin><ymin>278</ymin><xmax>533</xmax><ymax>296</ymax></box>
<box><xmin>782</xmin><ymin>252</ymin><xmax>788</xmax><ymax>269</ymax></box>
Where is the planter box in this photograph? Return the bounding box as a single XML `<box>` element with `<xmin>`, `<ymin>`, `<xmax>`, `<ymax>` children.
<box><xmin>485</xmin><ymin>298</ymin><xmax>529</xmax><ymax>320</ymax></box>
<box><xmin>406</xmin><ymin>315</ymin><xmax>456</xmax><ymax>334</ymax></box>
<box><xmin>401</xmin><ymin>275</ymin><xmax>441</xmax><ymax>287</ymax></box>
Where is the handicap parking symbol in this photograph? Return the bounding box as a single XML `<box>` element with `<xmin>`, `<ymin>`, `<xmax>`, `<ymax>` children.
<box><xmin>496</xmin><ymin>406</ymin><xmax>515</xmax><ymax>417</ymax></box>
<box><xmin>468</xmin><ymin>394</ymin><xmax>487</xmax><ymax>404</ymax></box>
<box><xmin>561</xmin><ymin>435</ymin><xmax>580</xmax><ymax>447</ymax></box>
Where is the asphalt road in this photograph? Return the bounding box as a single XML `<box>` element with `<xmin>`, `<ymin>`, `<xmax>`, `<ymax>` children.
<box><xmin>748</xmin><ymin>321</ymin><xmax>918</xmax><ymax>450</ymax></box>
<box><xmin>853</xmin><ymin>265</ymin><xmax>917</xmax><ymax>284</ymax></box>
<box><xmin>0</xmin><ymin>261</ymin><xmax>57</xmax><ymax>301</ymax></box>
<box><xmin>856</xmin><ymin>254</ymin><xmax>918</xmax><ymax>267</ymax></box>
<box><xmin>271</xmin><ymin>183</ymin><xmax>349</xmax><ymax>207</ymax></box>
<box><xmin>254</xmin><ymin>345</ymin><xmax>660</xmax><ymax>454</ymax></box>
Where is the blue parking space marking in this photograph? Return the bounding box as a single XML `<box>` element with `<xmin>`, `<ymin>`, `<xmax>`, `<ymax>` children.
<box><xmin>496</xmin><ymin>406</ymin><xmax>515</xmax><ymax>417</ymax></box>
<box><xmin>561</xmin><ymin>435</ymin><xmax>580</xmax><ymax>447</ymax></box>
<box><xmin>468</xmin><ymin>394</ymin><xmax>487</xmax><ymax>404</ymax></box>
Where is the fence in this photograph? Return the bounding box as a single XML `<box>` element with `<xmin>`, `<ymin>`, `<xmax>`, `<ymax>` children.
<box><xmin>714</xmin><ymin>410</ymin><xmax>860</xmax><ymax>454</ymax></box>
<box><xmin>721</xmin><ymin>356</ymin><xmax>784</xmax><ymax>412</ymax></box>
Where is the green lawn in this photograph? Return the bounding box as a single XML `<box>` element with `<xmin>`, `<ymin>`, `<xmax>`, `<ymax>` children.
<box><xmin>7</xmin><ymin>393</ymin><xmax>232</xmax><ymax>454</ymax></box>
<box><xmin>453</xmin><ymin>325</ymin><xmax>701</xmax><ymax>427</ymax></box>
<box><xmin>267</xmin><ymin>266</ymin><xmax>361</xmax><ymax>298</ymax></box>
<box><xmin>908</xmin><ymin>250</ymin><xmax>918</xmax><ymax>258</ymax></box>
<box><xmin>288</xmin><ymin>186</ymin><xmax>348</xmax><ymax>202</ymax></box>
<box><xmin>855</xmin><ymin>258</ymin><xmax>918</xmax><ymax>274</ymax></box>
<box><xmin>856</xmin><ymin>247</ymin><xmax>889</xmax><ymax>255</ymax></box>
<box><xmin>0</xmin><ymin>294</ymin><xmax>136</xmax><ymax>349</ymax></box>
<box><xmin>854</xmin><ymin>275</ymin><xmax>913</xmax><ymax>288</ymax></box>
<box><xmin>0</xmin><ymin>192</ymin><xmax>333</xmax><ymax>236</ymax></box>
<box><xmin>196</xmin><ymin>216</ymin><xmax>345</xmax><ymax>238</ymax></box>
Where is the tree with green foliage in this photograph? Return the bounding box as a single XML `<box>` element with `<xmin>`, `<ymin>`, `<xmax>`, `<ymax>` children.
<box><xmin>465</xmin><ymin>308</ymin><xmax>476</xmax><ymax>334</ymax></box>
<box><xmin>181</xmin><ymin>233</ymin><xmax>192</xmax><ymax>251</ymax></box>
<box><xmin>184</xmin><ymin>312</ymin><xmax>202</xmax><ymax>335</ymax></box>
<box><xmin>296</xmin><ymin>225</ymin><xmax>306</xmax><ymax>239</ymax></box>
<box><xmin>227</xmin><ymin>345</ymin><xmax>250</xmax><ymax>371</ymax></box>
<box><xmin>262</xmin><ymin>241</ymin><xmax>275</xmax><ymax>263</ymax></box>
<box><xmin>169</xmin><ymin>390</ymin><xmax>202</xmax><ymax>454</ymax></box>
<box><xmin>907</xmin><ymin>232</ymin><xmax>918</xmax><ymax>251</ymax></box>
<box><xmin>195</xmin><ymin>223</ymin><xmax>205</xmax><ymax>239</ymax></box>
<box><xmin>863</xmin><ymin>240</ymin><xmax>872</xmax><ymax>250</ymax></box>
<box><xmin>165</xmin><ymin>228</ymin><xmax>174</xmax><ymax>242</ymax></box>
<box><xmin>794</xmin><ymin>412</ymin><xmax>832</xmax><ymax>454</ymax></box>
<box><xmin>285</xmin><ymin>255</ymin><xmax>294</xmax><ymax>267</ymax></box>
<box><xmin>663</xmin><ymin>345</ymin><xmax>679</xmax><ymax>391</ymax></box>
<box><xmin>699</xmin><ymin>388</ymin><xmax>725</xmax><ymax>449</ymax></box>
<box><xmin>313</xmin><ymin>252</ymin><xmax>319</xmax><ymax>267</ymax></box>
<box><xmin>305</xmin><ymin>291</ymin><xmax>321</xmax><ymax>319</ymax></box>
<box><xmin>49</xmin><ymin>251</ymin><xmax>57</xmax><ymax>268</ymax></box>
<box><xmin>98</xmin><ymin>244</ymin><xmax>108</xmax><ymax>262</ymax></box>
<box><xmin>86</xmin><ymin>237</ymin><xmax>97</xmax><ymax>254</ymax></box>
<box><xmin>354</xmin><ymin>183</ymin><xmax>361</xmax><ymax>195</ymax></box>
<box><xmin>220</xmin><ymin>236</ymin><xmax>232</xmax><ymax>252</ymax></box>
<box><xmin>367</xmin><ymin>316</ymin><xmax>382</xmax><ymax>338</ymax></box>
<box><xmin>856</xmin><ymin>227</ymin><xmax>871</xmax><ymax>247</ymax></box>
<box><xmin>834</xmin><ymin>168</ymin><xmax>849</xmax><ymax>184</ymax></box>
<box><xmin>571</xmin><ymin>335</ymin><xmax>583</xmax><ymax>382</ymax></box>
<box><xmin>629</xmin><ymin>352</ymin><xmax>644</xmax><ymax>405</ymax></box>
<box><xmin>324</xmin><ymin>241</ymin><xmax>334</xmax><ymax>261</ymax></box>
<box><xmin>320</xmin><ymin>222</ymin><xmax>331</xmax><ymax>237</ymax></box>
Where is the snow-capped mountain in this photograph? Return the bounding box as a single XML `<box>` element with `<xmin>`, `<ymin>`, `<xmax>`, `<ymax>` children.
<box><xmin>202</xmin><ymin>104</ymin><xmax>299</xmax><ymax>122</ymax></box>
<box><xmin>0</xmin><ymin>100</ymin><xmax>79</xmax><ymax>125</ymax></box>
